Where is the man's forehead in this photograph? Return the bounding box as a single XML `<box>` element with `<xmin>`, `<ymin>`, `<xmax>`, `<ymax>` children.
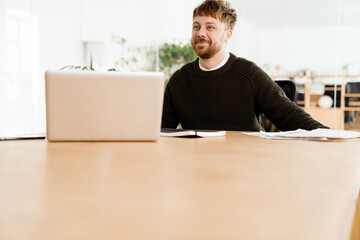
<box><xmin>193</xmin><ymin>15</ymin><xmax>222</xmax><ymax>24</ymax></box>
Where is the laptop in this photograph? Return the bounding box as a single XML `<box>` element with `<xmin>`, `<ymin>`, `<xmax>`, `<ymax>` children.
<box><xmin>45</xmin><ymin>70</ymin><xmax>165</xmax><ymax>141</ymax></box>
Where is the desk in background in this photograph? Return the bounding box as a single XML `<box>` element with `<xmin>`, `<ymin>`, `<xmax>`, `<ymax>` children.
<box><xmin>305</xmin><ymin>107</ymin><xmax>344</xmax><ymax>129</ymax></box>
<box><xmin>0</xmin><ymin>132</ymin><xmax>359</xmax><ymax>240</ymax></box>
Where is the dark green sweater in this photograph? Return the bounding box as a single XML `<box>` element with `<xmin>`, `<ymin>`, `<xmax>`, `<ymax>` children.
<box><xmin>161</xmin><ymin>53</ymin><xmax>327</xmax><ymax>131</ymax></box>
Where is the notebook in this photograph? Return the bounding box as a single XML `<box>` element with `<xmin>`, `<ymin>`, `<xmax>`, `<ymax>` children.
<box><xmin>160</xmin><ymin>128</ymin><xmax>226</xmax><ymax>138</ymax></box>
<box><xmin>45</xmin><ymin>70</ymin><xmax>165</xmax><ymax>141</ymax></box>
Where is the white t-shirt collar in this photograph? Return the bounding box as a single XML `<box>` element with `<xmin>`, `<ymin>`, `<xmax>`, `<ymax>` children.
<box><xmin>199</xmin><ymin>52</ymin><xmax>230</xmax><ymax>71</ymax></box>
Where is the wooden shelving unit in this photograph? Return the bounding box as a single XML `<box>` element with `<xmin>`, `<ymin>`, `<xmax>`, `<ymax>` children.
<box><xmin>272</xmin><ymin>71</ymin><xmax>360</xmax><ymax>129</ymax></box>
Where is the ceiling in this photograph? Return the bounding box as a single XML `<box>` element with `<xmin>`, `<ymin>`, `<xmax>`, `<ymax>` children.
<box><xmin>231</xmin><ymin>0</ymin><xmax>360</xmax><ymax>28</ymax></box>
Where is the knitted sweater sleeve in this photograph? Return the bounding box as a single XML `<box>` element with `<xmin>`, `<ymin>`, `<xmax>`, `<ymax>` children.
<box><xmin>161</xmin><ymin>74</ymin><xmax>180</xmax><ymax>128</ymax></box>
<box><xmin>251</xmin><ymin>65</ymin><xmax>328</xmax><ymax>131</ymax></box>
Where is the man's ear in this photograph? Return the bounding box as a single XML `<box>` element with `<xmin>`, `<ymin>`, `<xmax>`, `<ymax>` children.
<box><xmin>225</xmin><ymin>29</ymin><xmax>232</xmax><ymax>43</ymax></box>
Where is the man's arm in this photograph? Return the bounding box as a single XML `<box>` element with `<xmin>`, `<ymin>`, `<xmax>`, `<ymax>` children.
<box><xmin>253</xmin><ymin>69</ymin><xmax>328</xmax><ymax>131</ymax></box>
<box><xmin>161</xmin><ymin>81</ymin><xmax>180</xmax><ymax>128</ymax></box>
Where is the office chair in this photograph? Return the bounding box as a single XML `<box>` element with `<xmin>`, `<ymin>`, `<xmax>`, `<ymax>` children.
<box><xmin>324</xmin><ymin>84</ymin><xmax>342</xmax><ymax>107</ymax></box>
<box><xmin>344</xmin><ymin>82</ymin><xmax>360</xmax><ymax>124</ymax></box>
<box><xmin>345</xmin><ymin>82</ymin><xmax>360</xmax><ymax>107</ymax></box>
<box><xmin>261</xmin><ymin>80</ymin><xmax>296</xmax><ymax>132</ymax></box>
<box><xmin>275</xmin><ymin>80</ymin><xmax>296</xmax><ymax>102</ymax></box>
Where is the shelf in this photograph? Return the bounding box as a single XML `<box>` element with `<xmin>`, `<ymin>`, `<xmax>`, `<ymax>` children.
<box><xmin>344</xmin><ymin>93</ymin><xmax>360</xmax><ymax>97</ymax></box>
<box><xmin>348</xmin><ymin>102</ymin><xmax>360</xmax><ymax>107</ymax></box>
<box><xmin>324</xmin><ymin>87</ymin><xmax>342</xmax><ymax>91</ymax></box>
<box><xmin>274</xmin><ymin>72</ymin><xmax>360</xmax><ymax>129</ymax></box>
<box><xmin>344</xmin><ymin>107</ymin><xmax>360</xmax><ymax>111</ymax></box>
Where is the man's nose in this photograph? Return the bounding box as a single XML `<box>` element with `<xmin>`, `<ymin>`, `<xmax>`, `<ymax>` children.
<box><xmin>197</xmin><ymin>28</ymin><xmax>206</xmax><ymax>38</ymax></box>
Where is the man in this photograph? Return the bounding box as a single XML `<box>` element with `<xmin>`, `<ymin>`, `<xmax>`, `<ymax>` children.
<box><xmin>161</xmin><ymin>0</ymin><xmax>327</xmax><ymax>131</ymax></box>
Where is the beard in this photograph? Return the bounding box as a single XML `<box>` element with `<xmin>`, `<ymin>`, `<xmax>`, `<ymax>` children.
<box><xmin>191</xmin><ymin>39</ymin><xmax>221</xmax><ymax>59</ymax></box>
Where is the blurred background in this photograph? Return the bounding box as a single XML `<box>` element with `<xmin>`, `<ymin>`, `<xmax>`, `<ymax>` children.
<box><xmin>1</xmin><ymin>0</ymin><xmax>360</xmax><ymax>135</ymax></box>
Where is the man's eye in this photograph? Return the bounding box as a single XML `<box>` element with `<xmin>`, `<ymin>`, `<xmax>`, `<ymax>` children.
<box><xmin>208</xmin><ymin>26</ymin><xmax>214</xmax><ymax>29</ymax></box>
<box><xmin>193</xmin><ymin>26</ymin><xmax>199</xmax><ymax>30</ymax></box>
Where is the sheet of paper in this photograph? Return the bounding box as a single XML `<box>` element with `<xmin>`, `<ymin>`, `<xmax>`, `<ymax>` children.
<box><xmin>243</xmin><ymin>129</ymin><xmax>360</xmax><ymax>141</ymax></box>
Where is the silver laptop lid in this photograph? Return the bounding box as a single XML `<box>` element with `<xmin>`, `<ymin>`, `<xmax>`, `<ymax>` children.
<box><xmin>45</xmin><ymin>70</ymin><xmax>164</xmax><ymax>141</ymax></box>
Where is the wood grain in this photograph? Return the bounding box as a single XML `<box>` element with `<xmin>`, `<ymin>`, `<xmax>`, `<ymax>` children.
<box><xmin>0</xmin><ymin>132</ymin><xmax>359</xmax><ymax>240</ymax></box>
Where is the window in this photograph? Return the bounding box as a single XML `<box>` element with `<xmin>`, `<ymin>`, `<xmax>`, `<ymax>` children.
<box><xmin>0</xmin><ymin>8</ymin><xmax>41</xmax><ymax>135</ymax></box>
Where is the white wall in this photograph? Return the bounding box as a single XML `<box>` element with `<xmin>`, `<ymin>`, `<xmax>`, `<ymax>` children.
<box><xmin>337</xmin><ymin>25</ymin><xmax>360</xmax><ymax>75</ymax></box>
<box><xmin>228</xmin><ymin>18</ymin><xmax>263</xmax><ymax>65</ymax></box>
<box><xmin>259</xmin><ymin>25</ymin><xmax>360</xmax><ymax>75</ymax></box>
<box><xmin>32</xmin><ymin>0</ymin><xmax>83</xmax><ymax>71</ymax></box>
<box><xmin>32</xmin><ymin>0</ymin><xmax>360</xmax><ymax>76</ymax></box>
<box><xmin>156</xmin><ymin>0</ymin><xmax>201</xmax><ymax>43</ymax></box>
<box><xmin>81</xmin><ymin>0</ymin><xmax>158</xmax><ymax>45</ymax></box>
<box><xmin>30</xmin><ymin>0</ymin><xmax>360</xmax><ymax>76</ymax></box>
<box><xmin>79</xmin><ymin>0</ymin><xmax>201</xmax><ymax>44</ymax></box>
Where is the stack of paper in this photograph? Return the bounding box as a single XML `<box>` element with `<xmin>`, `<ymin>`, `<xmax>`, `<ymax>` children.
<box><xmin>244</xmin><ymin>129</ymin><xmax>360</xmax><ymax>141</ymax></box>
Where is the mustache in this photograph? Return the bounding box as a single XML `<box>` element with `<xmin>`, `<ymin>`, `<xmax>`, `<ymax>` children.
<box><xmin>195</xmin><ymin>39</ymin><xmax>211</xmax><ymax>43</ymax></box>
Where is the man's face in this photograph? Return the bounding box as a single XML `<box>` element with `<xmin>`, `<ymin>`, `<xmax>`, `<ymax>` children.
<box><xmin>191</xmin><ymin>15</ymin><xmax>231</xmax><ymax>59</ymax></box>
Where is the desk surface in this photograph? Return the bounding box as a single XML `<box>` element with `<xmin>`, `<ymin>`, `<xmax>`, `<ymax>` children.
<box><xmin>1</xmin><ymin>132</ymin><xmax>359</xmax><ymax>240</ymax></box>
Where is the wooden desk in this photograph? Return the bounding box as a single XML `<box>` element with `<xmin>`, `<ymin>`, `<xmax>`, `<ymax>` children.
<box><xmin>1</xmin><ymin>132</ymin><xmax>359</xmax><ymax>240</ymax></box>
<box><xmin>305</xmin><ymin>107</ymin><xmax>344</xmax><ymax>129</ymax></box>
